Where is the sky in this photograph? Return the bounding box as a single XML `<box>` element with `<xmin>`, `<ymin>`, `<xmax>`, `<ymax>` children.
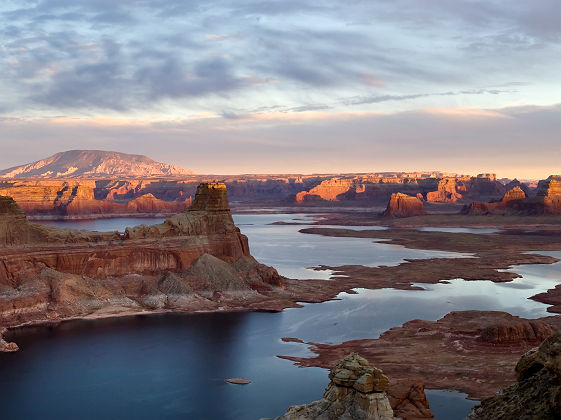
<box><xmin>0</xmin><ymin>0</ymin><xmax>560</xmax><ymax>178</ymax></box>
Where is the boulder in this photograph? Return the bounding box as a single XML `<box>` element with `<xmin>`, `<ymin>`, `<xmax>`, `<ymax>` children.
<box><xmin>272</xmin><ymin>353</ymin><xmax>396</xmax><ymax>420</ymax></box>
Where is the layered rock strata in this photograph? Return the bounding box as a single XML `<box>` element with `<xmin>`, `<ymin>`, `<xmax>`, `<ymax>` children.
<box><xmin>467</xmin><ymin>329</ymin><xmax>561</xmax><ymax>419</ymax></box>
<box><xmin>272</xmin><ymin>353</ymin><xmax>398</xmax><ymax>420</ymax></box>
<box><xmin>0</xmin><ymin>183</ymin><xmax>282</xmax><ymax>350</ymax></box>
<box><xmin>382</xmin><ymin>193</ymin><xmax>426</xmax><ymax>218</ymax></box>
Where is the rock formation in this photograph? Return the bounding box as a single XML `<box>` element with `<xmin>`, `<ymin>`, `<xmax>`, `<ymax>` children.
<box><xmin>426</xmin><ymin>177</ymin><xmax>463</xmax><ymax>203</ymax></box>
<box><xmin>273</xmin><ymin>353</ymin><xmax>397</xmax><ymax>420</ymax></box>
<box><xmin>0</xmin><ymin>150</ymin><xmax>192</xmax><ymax>179</ymax></box>
<box><xmin>0</xmin><ymin>183</ymin><xmax>283</xmax><ymax>350</ymax></box>
<box><xmin>467</xmin><ymin>329</ymin><xmax>561</xmax><ymax>419</ymax></box>
<box><xmin>382</xmin><ymin>193</ymin><xmax>426</xmax><ymax>218</ymax></box>
<box><xmin>467</xmin><ymin>175</ymin><xmax>561</xmax><ymax>216</ymax></box>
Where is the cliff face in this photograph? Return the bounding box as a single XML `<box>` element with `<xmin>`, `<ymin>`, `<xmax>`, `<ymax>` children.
<box><xmin>468</xmin><ymin>329</ymin><xmax>561</xmax><ymax>420</ymax></box>
<box><xmin>382</xmin><ymin>193</ymin><xmax>426</xmax><ymax>218</ymax></box>
<box><xmin>0</xmin><ymin>183</ymin><xmax>282</xmax><ymax>340</ymax></box>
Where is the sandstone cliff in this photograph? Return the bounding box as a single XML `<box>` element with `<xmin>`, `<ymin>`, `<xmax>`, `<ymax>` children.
<box><xmin>0</xmin><ymin>183</ymin><xmax>282</xmax><ymax>349</ymax></box>
<box><xmin>467</xmin><ymin>328</ymin><xmax>561</xmax><ymax>419</ymax></box>
<box><xmin>382</xmin><ymin>193</ymin><xmax>426</xmax><ymax>218</ymax></box>
<box><xmin>272</xmin><ymin>353</ymin><xmax>399</xmax><ymax>420</ymax></box>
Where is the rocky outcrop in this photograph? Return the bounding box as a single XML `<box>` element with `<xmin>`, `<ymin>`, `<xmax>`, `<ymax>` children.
<box><xmin>466</xmin><ymin>175</ymin><xmax>561</xmax><ymax>216</ymax></box>
<box><xmin>273</xmin><ymin>353</ymin><xmax>397</xmax><ymax>420</ymax></box>
<box><xmin>382</xmin><ymin>193</ymin><xmax>426</xmax><ymax>218</ymax></box>
<box><xmin>0</xmin><ymin>183</ymin><xmax>283</xmax><ymax>348</ymax></box>
<box><xmin>467</xmin><ymin>329</ymin><xmax>561</xmax><ymax>419</ymax></box>
<box><xmin>386</xmin><ymin>379</ymin><xmax>434</xmax><ymax>420</ymax></box>
<box><xmin>0</xmin><ymin>150</ymin><xmax>192</xmax><ymax>179</ymax></box>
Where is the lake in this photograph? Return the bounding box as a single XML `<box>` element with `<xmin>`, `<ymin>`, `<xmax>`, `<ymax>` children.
<box><xmin>4</xmin><ymin>214</ymin><xmax>560</xmax><ymax>419</ymax></box>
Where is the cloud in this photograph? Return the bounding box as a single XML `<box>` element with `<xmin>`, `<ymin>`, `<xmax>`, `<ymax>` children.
<box><xmin>0</xmin><ymin>103</ymin><xmax>559</xmax><ymax>179</ymax></box>
<box><xmin>0</xmin><ymin>0</ymin><xmax>559</xmax><ymax>115</ymax></box>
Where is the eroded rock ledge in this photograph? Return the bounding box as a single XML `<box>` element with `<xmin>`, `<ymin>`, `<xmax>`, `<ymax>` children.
<box><xmin>0</xmin><ymin>183</ymin><xmax>283</xmax><ymax>350</ymax></box>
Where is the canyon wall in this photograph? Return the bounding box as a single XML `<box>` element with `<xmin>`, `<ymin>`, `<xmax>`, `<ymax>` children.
<box><xmin>0</xmin><ymin>183</ymin><xmax>282</xmax><ymax>337</ymax></box>
<box><xmin>0</xmin><ymin>172</ymin><xmax>512</xmax><ymax>218</ymax></box>
<box><xmin>467</xmin><ymin>175</ymin><xmax>561</xmax><ymax>216</ymax></box>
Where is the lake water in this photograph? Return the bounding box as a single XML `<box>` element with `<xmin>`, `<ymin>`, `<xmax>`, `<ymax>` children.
<box><xmin>3</xmin><ymin>215</ymin><xmax>560</xmax><ymax>419</ymax></box>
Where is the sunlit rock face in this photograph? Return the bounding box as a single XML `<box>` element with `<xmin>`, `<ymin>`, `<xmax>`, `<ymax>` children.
<box><xmin>382</xmin><ymin>193</ymin><xmax>426</xmax><ymax>218</ymax></box>
<box><xmin>0</xmin><ymin>183</ymin><xmax>282</xmax><ymax>344</ymax></box>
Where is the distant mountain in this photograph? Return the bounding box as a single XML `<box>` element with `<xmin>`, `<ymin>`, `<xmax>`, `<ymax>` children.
<box><xmin>0</xmin><ymin>150</ymin><xmax>193</xmax><ymax>179</ymax></box>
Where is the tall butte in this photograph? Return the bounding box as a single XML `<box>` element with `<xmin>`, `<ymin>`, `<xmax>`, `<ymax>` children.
<box><xmin>0</xmin><ymin>182</ymin><xmax>282</xmax><ymax>350</ymax></box>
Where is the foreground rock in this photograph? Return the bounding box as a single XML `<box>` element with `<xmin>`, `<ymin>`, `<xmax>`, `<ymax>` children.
<box><xmin>279</xmin><ymin>311</ymin><xmax>561</xmax><ymax>401</ymax></box>
<box><xmin>0</xmin><ymin>183</ymin><xmax>284</xmax><ymax>350</ymax></box>
<box><xmin>271</xmin><ymin>353</ymin><xmax>399</xmax><ymax>420</ymax></box>
<box><xmin>468</xmin><ymin>329</ymin><xmax>561</xmax><ymax>419</ymax></box>
<box><xmin>382</xmin><ymin>193</ymin><xmax>426</xmax><ymax>218</ymax></box>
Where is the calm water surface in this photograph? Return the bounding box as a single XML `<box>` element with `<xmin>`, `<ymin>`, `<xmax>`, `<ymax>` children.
<box><xmin>3</xmin><ymin>215</ymin><xmax>559</xmax><ymax>419</ymax></box>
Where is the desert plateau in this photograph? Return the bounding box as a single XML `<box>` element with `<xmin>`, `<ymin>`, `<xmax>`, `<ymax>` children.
<box><xmin>2</xmin><ymin>1</ymin><xmax>561</xmax><ymax>419</ymax></box>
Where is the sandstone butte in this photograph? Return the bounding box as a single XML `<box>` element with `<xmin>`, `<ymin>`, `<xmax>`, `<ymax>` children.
<box><xmin>0</xmin><ymin>183</ymin><xmax>284</xmax><ymax>351</ymax></box>
<box><xmin>467</xmin><ymin>175</ymin><xmax>561</xmax><ymax>216</ymax></box>
<box><xmin>382</xmin><ymin>193</ymin><xmax>426</xmax><ymax>218</ymax></box>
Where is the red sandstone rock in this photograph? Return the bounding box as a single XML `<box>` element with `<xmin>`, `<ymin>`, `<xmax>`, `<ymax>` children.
<box><xmin>382</xmin><ymin>193</ymin><xmax>426</xmax><ymax>218</ymax></box>
<box><xmin>387</xmin><ymin>379</ymin><xmax>434</xmax><ymax>420</ymax></box>
<box><xmin>426</xmin><ymin>177</ymin><xmax>463</xmax><ymax>203</ymax></box>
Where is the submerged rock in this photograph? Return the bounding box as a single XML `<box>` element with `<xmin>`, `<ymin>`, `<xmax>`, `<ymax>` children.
<box><xmin>271</xmin><ymin>353</ymin><xmax>396</xmax><ymax>419</ymax></box>
<box><xmin>225</xmin><ymin>378</ymin><xmax>251</xmax><ymax>385</ymax></box>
